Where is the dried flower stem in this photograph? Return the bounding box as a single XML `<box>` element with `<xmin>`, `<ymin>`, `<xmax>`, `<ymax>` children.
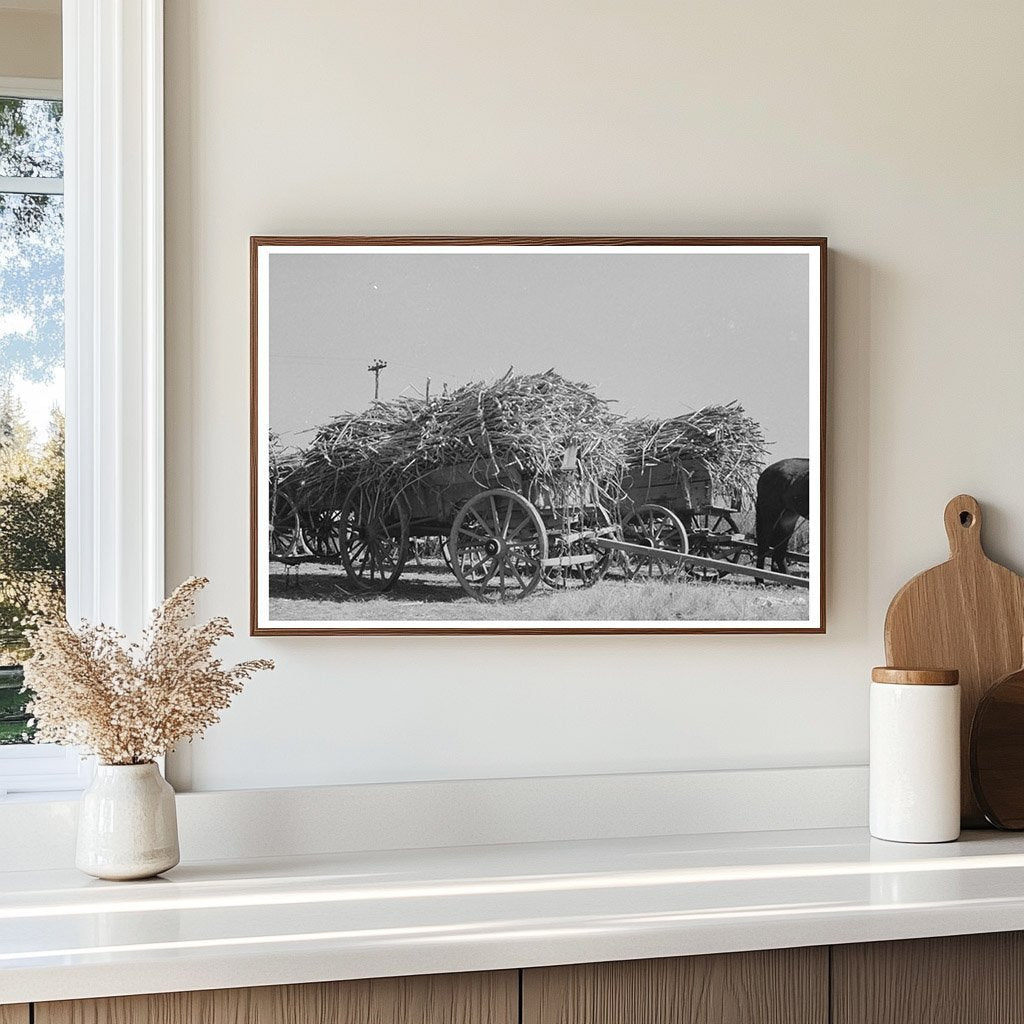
<box><xmin>23</xmin><ymin>577</ymin><xmax>273</xmax><ymax>765</ymax></box>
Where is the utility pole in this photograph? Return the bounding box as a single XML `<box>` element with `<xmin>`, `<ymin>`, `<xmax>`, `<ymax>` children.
<box><xmin>367</xmin><ymin>358</ymin><xmax>387</xmax><ymax>400</ymax></box>
<box><xmin>425</xmin><ymin>377</ymin><xmax>431</xmax><ymax>402</ymax></box>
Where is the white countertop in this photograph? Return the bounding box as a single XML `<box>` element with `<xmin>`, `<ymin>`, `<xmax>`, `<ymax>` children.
<box><xmin>4</xmin><ymin>826</ymin><xmax>1024</xmax><ymax>1004</ymax></box>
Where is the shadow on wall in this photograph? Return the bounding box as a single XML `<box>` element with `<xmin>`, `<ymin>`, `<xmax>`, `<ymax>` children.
<box><xmin>829</xmin><ymin>249</ymin><xmax>873</xmax><ymax>632</ymax></box>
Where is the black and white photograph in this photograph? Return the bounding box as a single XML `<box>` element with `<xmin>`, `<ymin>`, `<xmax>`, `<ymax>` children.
<box><xmin>251</xmin><ymin>238</ymin><xmax>825</xmax><ymax>634</ymax></box>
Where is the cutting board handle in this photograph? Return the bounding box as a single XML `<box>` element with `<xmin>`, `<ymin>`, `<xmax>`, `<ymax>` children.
<box><xmin>944</xmin><ymin>494</ymin><xmax>983</xmax><ymax>559</ymax></box>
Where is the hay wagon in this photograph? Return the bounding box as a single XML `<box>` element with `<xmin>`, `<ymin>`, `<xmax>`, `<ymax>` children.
<box><xmin>276</xmin><ymin>452</ymin><xmax>809</xmax><ymax>601</ymax></box>
<box><xmin>331</xmin><ymin>450</ymin><xmax>620</xmax><ymax>603</ymax></box>
<box><xmin>608</xmin><ymin>457</ymin><xmax>810</xmax><ymax>586</ymax></box>
<box><xmin>271</xmin><ymin>464</ymin><xmax>357</xmax><ymax>565</ymax></box>
<box><xmin>269</xmin><ymin>451</ymin><xmax>316</xmax><ymax>563</ymax></box>
<box><xmin>617</xmin><ymin>457</ymin><xmax>748</xmax><ymax>582</ymax></box>
<box><xmin>270</xmin><ymin>373</ymin><xmax>811</xmax><ymax>599</ymax></box>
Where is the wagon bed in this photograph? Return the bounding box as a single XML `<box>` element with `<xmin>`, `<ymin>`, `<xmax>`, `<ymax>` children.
<box><xmin>616</xmin><ymin>457</ymin><xmax>752</xmax><ymax>582</ymax></box>
<box><xmin>272</xmin><ymin>451</ymin><xmax>808</xmax><ymax>602</ymax></box>
<box><xmin>330</xmin><ymin>454</ymin><xmax>618</xmax><ymax>602</ymax></box>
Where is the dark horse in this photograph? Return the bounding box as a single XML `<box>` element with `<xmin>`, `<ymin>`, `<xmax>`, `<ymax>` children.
<box><xmin>755</xmin><ymin>458</ymin><xmax>810</xmax><ymax>574</ymax></box>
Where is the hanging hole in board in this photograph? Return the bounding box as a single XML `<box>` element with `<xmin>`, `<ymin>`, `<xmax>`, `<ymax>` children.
<box><xmin>960</xmin><ymin>511</ymin><xmax>973</xmax><ymax>527</ymax></box>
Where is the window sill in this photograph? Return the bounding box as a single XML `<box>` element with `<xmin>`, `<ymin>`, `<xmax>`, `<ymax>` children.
<box><xmin>0</xmin><ymin>789</ymin><xmax>85</xmax><ymax>804</ymax></box>
<box><xmin>0</xmin><ymin>746</ymin><xmax>94</xmax><ymax>799</ymax></box>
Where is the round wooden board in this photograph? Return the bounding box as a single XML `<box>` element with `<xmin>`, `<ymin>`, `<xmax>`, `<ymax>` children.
<box><xmin>971</xmin><ymin>664</ymin><xmax>1024</xmax><ymax>829</ymax></box>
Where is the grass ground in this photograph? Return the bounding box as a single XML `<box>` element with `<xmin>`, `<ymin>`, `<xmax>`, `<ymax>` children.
<box><xmin>269</xmin><ymin>559</ymin><xmax>809</xmax><ymax>623</ymax></box>
<box><xmin>0</xmin><ymin>671</ymin><xmax>31</xmax><ymax>744</ymax></box>
<box><xmin>0</xmin><ymin>721</ymin><xmax>28</xmax><ymax>743</ymax></box>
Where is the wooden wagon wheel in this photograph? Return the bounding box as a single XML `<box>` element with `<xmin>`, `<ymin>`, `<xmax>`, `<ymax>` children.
<box><xmin>339</xmin><ymin>485</ymin><xmax>409</xmax><ymax>592</ymax></box>
<box><xmin>686</xmin><ymin>509</ymin><xmax>742</xmax><ymax>581</ymax></box>
<box><xmin>449</xmin><ymin>489</ymin><xmax>547</xmax><ymax>603</ymax></box>
<box><xmin>543</xmin><ymin>506</ymin><xmax>617</xmax><ymax>590</ymax></box>
<box><xmin>308</xmin><ymin>508</ymin><xmax>343</xmax><ymax>559</ymax></box>
<box><xmin>620</xmin><ymin>504</ymin><xmax>688</xmax><ymax>581</ymax></box>
<box><xmin>270</xmin><ymin>492</ymin><xmax>314</xmax><ymax>562</ymax></box>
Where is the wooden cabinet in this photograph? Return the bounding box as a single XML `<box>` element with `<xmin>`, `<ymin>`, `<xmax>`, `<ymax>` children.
<box><xmin>14</xmin><ymin>933</ymin><xmax>1024</xmax><ymax>1024</ymax></box>
<box><xmin>34</xmin><ymin>971</ymin><xmax>517</xmax><ymax>1024</ymax></box>
<box><xmin>522</xmin><ymin>948</ymin><xmax>828</xmax><ymax>1024</ymax></box>
<box><xmin>832</xmin><ymin>932</ymin><xmax>1024</xmax><ymax>1024</ymax></box>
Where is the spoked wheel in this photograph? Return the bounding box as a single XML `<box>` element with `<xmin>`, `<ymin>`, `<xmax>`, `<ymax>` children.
<box><xmin>620</xmin><ymin>504</ymin><xmax>688</xmax><ymax>581</ymax></box>
<box><xmin>270</xmin><ymin>494</ymin><xmax>314</xmax><ymax>562</ymax></box>
<box><xmin>543</xmin><ymin>506</ymin><xmax>617</xmax><ymax>589</ymax></box>
<box><xmin>339</xmin><ymin>485</ymin><xmax>410</xmax><ymax>592</ymax></box>
<box><xmin>449</xmin><ymin>489</ymin><xmax>547</xmax><ymax>603</ymax></box>
<box><xmin>308</xmin><ymin>509</ymin><xmax>343</xmax><ymax>559</ymax></box>
<box><xmin>686</xmin><ymin>509</ymin><xmax>742</xmax><ymax>581</ymax></box>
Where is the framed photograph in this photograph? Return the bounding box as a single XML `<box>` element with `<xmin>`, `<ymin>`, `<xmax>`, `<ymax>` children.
<box><xmin>251</xmin><ymin>236</ymin><xmax>826</xmax><ymax>635</ymax></box>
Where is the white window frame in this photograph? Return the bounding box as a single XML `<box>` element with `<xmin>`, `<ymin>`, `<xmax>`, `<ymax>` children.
<box><xmin>0</xmin><ymin>75</ymin><xmax>84</xmax><ymax>795</ymax></box>
<box><xmin>0</xmin><ymin>0</ymin><xmax>164</xmax><ymax>797</ymax></box>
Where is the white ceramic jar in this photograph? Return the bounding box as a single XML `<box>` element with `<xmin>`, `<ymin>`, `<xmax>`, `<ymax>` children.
<box><xmin>870</xmin><ymin>667</ymin><xmax>961</xmax><ymax>843</ymax></box>
<box><xmin>76</xmin><ymin>762</ymin><xmax>180</xmax><ymax>880</ymax></box>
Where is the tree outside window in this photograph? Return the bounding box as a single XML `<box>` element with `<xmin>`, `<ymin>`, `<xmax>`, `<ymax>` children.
<box><xmin>0</xmin><ymin>95</ymin><xmax>65</xmax><ymax>743</ymax></box>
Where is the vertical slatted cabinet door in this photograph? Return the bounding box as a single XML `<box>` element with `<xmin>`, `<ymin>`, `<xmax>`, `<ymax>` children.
<box><xmin>0</xmin><ymin>1007</ymin><xmax>30</xmax><ymax>1024</ymax></box>
<box><xmin>35</xmin><ymin>971</ymin><xmax>519</xmax><ymax>1024</ymax></box>
<box><xmin>522</xmin><ymin>949</ymin><xmax>828</xmax><ymax>1024</ymax></box>
<box><xmin>832</xmin><ymin>933</ymin><xmax>1024</xmax><ymax>1024</ymax></box>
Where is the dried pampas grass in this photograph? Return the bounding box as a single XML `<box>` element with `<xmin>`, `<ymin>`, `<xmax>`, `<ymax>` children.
<box><xmin>23</xmin><ymin>577</ymin><xmax>273</xmax><ymax>765</ymax></box>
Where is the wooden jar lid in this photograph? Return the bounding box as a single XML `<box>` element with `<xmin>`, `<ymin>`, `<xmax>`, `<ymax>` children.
<box><xmin>871</xmin><ymin>667</ymin><xmax>960</xmax><ymax>686</ymax></box>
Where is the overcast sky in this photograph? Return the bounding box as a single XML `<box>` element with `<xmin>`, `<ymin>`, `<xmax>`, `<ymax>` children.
<box><xmin>268</xmin><ymin>250</ymin><xmax>811</xmax><ymax>458</ymax></box>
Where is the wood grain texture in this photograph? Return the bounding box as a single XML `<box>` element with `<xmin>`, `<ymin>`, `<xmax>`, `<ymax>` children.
<box><xmin>36</xmin><ymin>971</ymin><xmax>517</xmax><ymax>1024</ymax></box>
<box><xmin>832</xmin><ymin>932</ymin><xmax>1024</xmax><ymax>1024</ymax></box>
<box><xmin>0</xmin><ymin>1007</ymin><xmax>30</xmax><ymax>1024</ymax></box>
<box><xmin>884</xmin><ymin>494</ymin><xmax>1024</xmax><ymax>825</ymax></box>
<box><xmin>522</xmin><ymin>948</ymin><xmax>828</xmax><ymax>1024</ymax></box>
<box><xmin>970</xmin><ymin>660</ymin><xmax>1024</xmax><ymax>827</ymax></box>
<box><xmin>871</xmin><ymin>667</ymin><xmax>959</xmax><ymax>686</ymax></box>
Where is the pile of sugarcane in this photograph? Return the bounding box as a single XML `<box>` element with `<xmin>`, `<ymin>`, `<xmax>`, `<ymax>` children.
<box><xmin>287</xmin><ymin>373</ymin><xmax>769</xmax><ymax>518</ymax></box>
<box><xmin>299</xmin><ymin>369</ymin><xmax>628</xmax><ymax>510</ymax></box>
<box><xmin>621</xmin><ymin>402</ymin><xmax>769</xmax><ymax>506</ymax></box>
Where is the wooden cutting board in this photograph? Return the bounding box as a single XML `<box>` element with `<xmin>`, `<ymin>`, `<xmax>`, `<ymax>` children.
<box><xmin>884</xmin><ymin>494</ymin><xmax>1024</xmax><ymax>826</ymax></box>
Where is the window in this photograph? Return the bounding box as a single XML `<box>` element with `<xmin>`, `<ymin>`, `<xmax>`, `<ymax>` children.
<box><xmin>0</xmin><ymin>79</ymin><xmax>81</xmax><ymax>795</ymax></box>
<box><xmin>0</xmin><ymin>87</ymin><xmax>65</xmax><ymax>734</ymax></box>
<box><xmin>0</xmin><ymin>5</ymin><xmax>166</xmax><ymax>798</ymax></box>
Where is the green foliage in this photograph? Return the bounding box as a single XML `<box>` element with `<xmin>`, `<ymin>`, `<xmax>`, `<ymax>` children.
<box><xmin>0</xmin><ymin>97</ymin><xmax>66</xmax><ymax>743</ymax></box>
<box><xmin>0</xmin><ymin>393</ymin><xmax>64</xmax><ymax>743</ymax></box>
<box><xmin>0</xmin><ymin>391</ymin><xmax>65</xmax><ymax>668</ymax></box>
<box><xmin>0</xmin><ymin>664</ymin><xmax>30</xmax><ymax>743</ymax></box>
<box><xmin>0</xmin><ymin>97</ymin><xmax>62</xmax><ymax>180</ymax></box>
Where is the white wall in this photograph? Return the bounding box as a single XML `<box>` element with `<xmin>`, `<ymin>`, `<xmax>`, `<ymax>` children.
<box><xmin>164</xmin><ymin>1</ymin><xmax>1024</xmax><ymax>792</ymax></box>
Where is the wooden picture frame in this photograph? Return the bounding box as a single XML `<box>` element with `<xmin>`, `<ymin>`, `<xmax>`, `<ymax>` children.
<box><xmin>251</xmin><ymin>236</ymin><xmax>826</xmax><ymax>635</ymax></box>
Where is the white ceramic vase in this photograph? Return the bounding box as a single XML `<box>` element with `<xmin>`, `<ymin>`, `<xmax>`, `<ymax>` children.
<box><xmin>76</xmin><ymin>762</ymin><xmax>180</xmax><ymax>880</ymax></box>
